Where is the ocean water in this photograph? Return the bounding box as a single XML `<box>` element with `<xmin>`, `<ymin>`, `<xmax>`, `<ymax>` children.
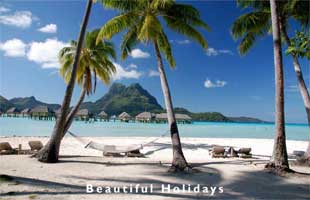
<box><xmin>0</xmin><ymin>117</ymin><xmax>308</xmax><ymax>141</ymax></box>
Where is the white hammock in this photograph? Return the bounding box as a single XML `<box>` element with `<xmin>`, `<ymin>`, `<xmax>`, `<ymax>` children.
<box><xmin>68</xmin><ymin>130</ymin><xmax>168</xmax><ymax>154</ymax></box>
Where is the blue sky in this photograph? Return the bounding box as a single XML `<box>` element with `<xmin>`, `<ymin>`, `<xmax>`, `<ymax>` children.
<box><xmin>0</xmin><ymin>1</ymin><xmax>309</xmax><ymax>123</ymax></box>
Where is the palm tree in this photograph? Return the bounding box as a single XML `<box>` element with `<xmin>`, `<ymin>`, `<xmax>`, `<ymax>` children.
<box><xmin>231</xmin><ymin>0</ymin><xmax>309</xmax><ymax>172</ymax></box>
<box><xmin>35</xmin><ymin>0</ymin><xmax>93</xmax><ymax>163</ymax></box>
<box><xmin>97</xmin><ymin>0</ymin><xmax>209</xmax><ymax>171</ymax></box>
<box><xmin>231</xmin><ymin>0</ymin><xmax>309</xmax><ymax>125</ymax></box>
<box><xmin>267</xmin><ymin>0</ymin><xmax>289</xmax><ymax>172</ymax></box>
<box><xmin>59</xmin><ymin>29</ymin><xmax>116</xmax><ymax>137</ymax></box>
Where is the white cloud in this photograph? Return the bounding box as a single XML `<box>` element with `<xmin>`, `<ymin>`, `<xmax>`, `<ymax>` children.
<box><xmin>0</xmin><ymin>38</ymin><xmax>26</xmax><ymax>57</ymax></box>
<box><xmin>38</xmin><ymin>24</ymin><xmax>57</xmax><ymax>33</ymax></box>
<box><xmin>206</xmin><ymin>47</ymin><xmax>233</xmax><ymax>56</ymax></box>
<box><xmin>149</xmin><ymin>70</ymin><xmax>159</xmax><ymax>77</ymax></box>
<box><xmin>204</xmin><ymin>78</ymin><xmax>227</xmax><ymax>88</ymax></box>
<box><xmin>0</xmin><ymin>6</ymin><xmax>10</xmax><ymax>13</ymax></box>
<box><xmin>0</xmin><ymin>11</ymin><xmax>34</xmax><ymax>28</ymax></box>
<box><xmin>112</xmin><ymin>62</ymin><xmax>142</xmax><ymax>80</ymax></box>
<box><xmin>177</xmin><ymin>40</ymin><xmax>191</xmax><ymax>45</ymax></box>
<box><xmin>129</xmin><ymin>48</ymin><xmax>150</xmax><ymax>58</ymax></box>
<box><xmin>27</xmin><ymin>38</ymin><xmax>68</xmax><ymax>69</ymax></box>
<box><xmin>128</xmin><ymin>63</ymin><xmax>138</xmax><ymax>69</ymax></box>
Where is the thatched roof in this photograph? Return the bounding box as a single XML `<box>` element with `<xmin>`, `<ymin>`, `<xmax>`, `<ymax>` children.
<box><xmin>155</xmin><ymin>113</ymin><xmax>191</xmax><ymax>120</ymax></box>
<box><xmin>30</xmin><ymin>106</ymin><xmax>50</xmax><ymax>113</ymax></box>
<box><xmin>21</xmin><ymin>108</ymin><xmax>31</xmax><ymax>114</ymax></box>
<box><xmin>6</xmin><ymin>107</ymin><xmax>19</xmax><ymax>114</ymax></box>
<box><xmin>136</xmin><ymin>112</ymin><xmax>154</xmax><ymax>119</ymax></box>
<box><xmin>175</xmin><ymin>114</ymin><xmax>192</xmax><ymax>120</ymax></box>
<box><xmin>155</xmin><ymin>113</ymin><xmax>167</xmax><ymax>119</ymax></box>
<box><xmin>98</xmin><ymin>111</ymin><xmax>108</xmax><ymax>117</ymax></box>
<box><xmin>76</xmin><ymin>109</ymin><xmax>89</xmax><ymax>116</ymax></box>
<box><xmin>118</xmin><ymin>112</ymin><xmax>131</xmax><ymax>119</ymax></box>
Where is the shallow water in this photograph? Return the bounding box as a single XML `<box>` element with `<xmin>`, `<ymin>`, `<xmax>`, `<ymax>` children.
<box><xmin>0</xmin><ymin>117</ymin><xmax>308</xmax><ymax>141</ymax></box>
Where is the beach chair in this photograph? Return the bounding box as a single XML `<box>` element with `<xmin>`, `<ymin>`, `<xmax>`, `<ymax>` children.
<box><xmin>238</xmin><ymin>148</ymin><xmax>252</xmax><ymax>158</ymax></box>
<box><xmin>227</xmin><ymin>147</ymin><xmax>239</xmax><ymax>157</ymax></box>
<box><xmin>0</xmin><ymin>142</ymin><xmax>17</xmax><ymax>155</ymax></box>
<box><xmin>28</xmin><ymin>141</ymin><xmax>43</xmax><ymax>151</ymax></box>
<box><xmin>210</xmin><ymin>146</ymin><xmax>226</xmax><ymax>158</ymax></box>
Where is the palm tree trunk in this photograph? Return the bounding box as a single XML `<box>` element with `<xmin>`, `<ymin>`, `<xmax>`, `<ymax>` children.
<box><xmin>153</xmin><ymin>41</ymin><xmax>189</xmax><ymax>172</ymax></box>
<box><xmin>266</xmin><ymin>0</ymin><xmax>289</xmax><ymax>172</ymax></box>
<box><xmin>61</xmin><ymin>88</ymin><xmax>87</xmax><ymax>138</ymax></box>
<box><xmin>35</xmin><ymin>0</ymin><xmax>93</xmax><ymax>163</ymax></box>
<box><xmin>280</xmin><ymin>25</ymin><xmax>310</xmax><ymax>157</ymax></box>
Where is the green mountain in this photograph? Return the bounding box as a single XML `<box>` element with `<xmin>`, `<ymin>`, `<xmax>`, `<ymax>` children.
<box><xmin>0</xmin><ymin>96</ymin><xmax>60</xmax><ymax>112</ymax></box>
<box><xmin>80</xmin><ymin>83</ymin><xmax>163</xmax><ymax>116</ymax></box>
<box><xmin>0</xmin><ymin>96</ymin><xmax>13</xmax><ymax>112</ymax></box>
<box><xmin>0</xmin><ymin>83</ymin><xmax>265</xmax><ymax>123</ymax></box>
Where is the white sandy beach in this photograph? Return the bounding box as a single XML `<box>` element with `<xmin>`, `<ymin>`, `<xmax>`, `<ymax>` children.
<box><xmin>0</xmin><ymin>136</ymin><xmax>309</xmax><ymax>200</ymax></box>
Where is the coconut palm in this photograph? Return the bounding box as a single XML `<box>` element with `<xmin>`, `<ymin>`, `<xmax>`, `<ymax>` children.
<box><xmin>97</xmin><ymin>0</ymin><xmax>209</xmax><ymax>171</ymax></box>
<box><xmin>59</xmin><ymin>29</ymin><xmax>116</xmax><ymax>137</ymax></box>
<box><xmin>36</xmin><ymin>0</ymin><xmax>93</xmax><ymax>163</ymax></box>
<box><xmin>231</xmin><ymin>0</ymin><xmax>309</xmax><ymax>125</ymax></box>
<box><xmin>268</xmin><ymin>0</ymin><xmax>289</xmax><ymax>172</ymax></box>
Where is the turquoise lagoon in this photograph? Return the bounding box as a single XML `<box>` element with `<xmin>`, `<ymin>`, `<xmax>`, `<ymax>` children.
<box><xmin>0</xmin><ymin>117</ymin><xmax>308</xmax><ymax>141</ymax></box>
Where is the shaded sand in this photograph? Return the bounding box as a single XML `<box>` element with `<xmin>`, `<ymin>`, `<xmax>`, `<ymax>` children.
<box><xmin>0</xmin><ymin>136</ymin><xmax>309</xmax><ymax>200</ymax></box>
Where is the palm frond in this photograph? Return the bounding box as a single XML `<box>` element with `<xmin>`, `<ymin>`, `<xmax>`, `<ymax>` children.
<box><xmin>157</xmin><ymin>30</ymin><xmax>175</xmax><ymax>67</ymax></box>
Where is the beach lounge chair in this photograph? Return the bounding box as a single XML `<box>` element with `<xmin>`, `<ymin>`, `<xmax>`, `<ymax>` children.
<box><xmin>238</xmin><ymin>148</ymin><xmax>252</xmax><ymax>158</ymax></box>
<box><xmin>210</xmin><ymin>146</ymin><xmax>226</xmax><ymax>158</ymax></box>
<box><xmin>0</xmin><ymin>142</ymin><xmax>18</xmax><ymax>155</ymax></box>
<box><xmin>227</xmin><ymin>147</ymin><xmax>239</xmax><ymax>157</ymax></box>
<box><xmin>28</xmin><ymin>141</ymin><xmax>43</xmax><ymax>151</ymax></box>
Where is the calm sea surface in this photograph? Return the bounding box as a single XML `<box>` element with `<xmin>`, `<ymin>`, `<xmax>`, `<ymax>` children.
<box><xmin>0</xmin><ymin>118</ymin><xmax>308</xmax><ymax>141</ymax></box>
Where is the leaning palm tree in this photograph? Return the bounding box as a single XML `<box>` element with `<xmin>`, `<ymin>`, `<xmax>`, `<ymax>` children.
<box><xmin>231</xmin><ymin>0</ymin><xmax>310</xmax><ymax>125</ymax></box>
<box><xmin>267</xmin><ymin>0</ymin><xmax>290</xmax><ymax>172</ymax></box>
<box><xmin>59</xmin><ymin>29</ymin><xmax>116</xmax><ymax>137</ymax></box>
<box><xmin>97</xmin><ymin>0</ymin><xmax>209</xmax><ymax>171</ymax></box>
<box><xmin>36</xmin><ymin>0</ymin><xmax>93</xmax><ymax>163</ymax></box>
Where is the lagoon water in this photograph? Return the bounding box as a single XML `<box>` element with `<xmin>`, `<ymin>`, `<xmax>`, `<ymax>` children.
<box><xmin>0</xmin><ymin>117</ymin><xmax>308</xmax><ymax>141</ymax></box>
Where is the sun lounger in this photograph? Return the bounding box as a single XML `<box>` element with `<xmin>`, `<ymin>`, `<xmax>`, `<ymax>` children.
<box><xmin>210</xmin><ymin>146</ymin><xmax>226</xmax><ymax>158</ymax></box>
<box><xmin>238</xmin><ymin>148</ymin><xmax>252</xmax><ymax>158</ymax></box>
<box><xmin>28</xmin><ymin>141</ymin><xmax>43</xmax><ymax>151</ymax></box>
<box><xmin>0</xmin><ymin>142</ymin><xmax>18</xmax><ymax>155</ymax></box>
<box><xmin>293</xmin><ymin>150</ymin><xmax>305</xmax><ymax>157</ymax></box>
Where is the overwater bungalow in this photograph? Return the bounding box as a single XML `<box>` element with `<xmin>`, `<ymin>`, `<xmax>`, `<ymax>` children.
<box><xmin>136</xmin><ymin>112</ymin><xmax>155</xmax><ymax>123</ymax></box>
<box><xmin>30</xmin><ymin>106</ymin><xmax>54</xmax><ymax>120</ymax></box>
<box><xmin>110</xmin><ymin>115</ymin><xmax>117</xmax><ymax>122</ymax></box>
<box><xmin>20</xmin><ymin>108</ymin><xmax>31</xmax><ymax>117</ymax></box>
<box><xmin>97</xmin><ymin>111</ymin><xmax>108</xmax><ymax>121</ymax></box>
<box><xmin>175</xmin><ymin>114</ymin><xmax>192</xmax><ymax>124</ymax></box>
<box><xmin>75</xmin><ymin>109</ymin><xmax>90</xmax><ymax>121</ymax></box>
<box><xmin>155</xmin><ymin>113</ymin><xmax>192</xmax><ymax>124</ymax></box>
<box><xmin>155</xmin><ymin>113</ymin><xmax>168</xmax><ymax>123</ymax></box>
<box><xmin>119</xmin><ymin>112</ymin><xmax>131</xmax><ymax>122</ymax></box>
<box><xmin>6</xmin><ymin>107</ymin><xmax>20</xmax><ymax>117</ymax></box>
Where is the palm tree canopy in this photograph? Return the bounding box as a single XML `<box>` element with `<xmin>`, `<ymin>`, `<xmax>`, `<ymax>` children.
<box><xmin>59</xmin><ymin>29</ymin><xmax>116</xmax><ymax>95</ymax></box>
<box><xmin>231</xmin><ymin>0</ymin><xmax>309</xmax><ymax>55</ymax></box>
<box><xmin>96</xmin><ymin>0</ymin><xmax>210</xmax><ymax>68</ymax></box>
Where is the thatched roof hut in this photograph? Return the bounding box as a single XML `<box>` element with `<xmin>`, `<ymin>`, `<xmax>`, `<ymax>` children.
<box><xmin>30</xmin><ymin>106</ymin><xmax>53</xmax><ymax>117</ymax></box>
<box><xmin>136</xmin><ymin>112</ymin><xmax>155</xmax><ymax>121</ymax></box>
<box><xmin>175</xmin><ymin>114</ymin><xmax>192</xmax><ymax>120</ymax></box>
<box><xmin>6</xmin><ymin>107</ymin><xmax>19</xmax><ymax>114</ymax></box>
<box><xmin>21</xmin><ymin>108</ymin><xmax>30</xmax><ymax>114</ymax></box>
<box><xmin>98</xmin><ymin>111</ymin><xmax>108</xmax><ymax>117</ymax></box>
<box><xmin>76</xmin><ymin>109</ymin><xmax>89</xmax><ymax>117</ymax></box>
<box><xmin>155</xmin><ymin>113</ymin><xmax>168</xmax><ymax>120</ymax></box>
<box><xmin>118</xmin><ymin>112</ymin><xmax>131</xmax><ymax>121</ymax></box>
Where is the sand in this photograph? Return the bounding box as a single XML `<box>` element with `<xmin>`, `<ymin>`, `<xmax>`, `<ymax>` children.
<box><xmin>0</xmin><ymin>136</ymin><xmax>309</xmax><ymax>200</ymax></box>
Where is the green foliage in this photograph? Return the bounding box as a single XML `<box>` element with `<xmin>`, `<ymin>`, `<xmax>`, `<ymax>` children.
<box><xmin>231</xmin><ymin>0</ymin><xmax>309</xmax><ymax>55</ymax></box>
<box><xmin>286</xmin><ymin>29</ymin><xmax>310</xmax><ymax>59</ymax></box>
<box><xmin>59</xmin><ymin>29</ymin><xmax>116</xmax><ymax>95</ymax></box>
<box><xmin>97</xmin><ymin>0</ymin><xmax>209</xmax><ymax>68</ymax></box>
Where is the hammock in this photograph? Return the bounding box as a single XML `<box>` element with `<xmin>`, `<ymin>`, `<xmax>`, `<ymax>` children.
<box><xmin>68</xmin><ymin>130</ymin><xmax>168</xmax><ymax>154</ymax></box>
